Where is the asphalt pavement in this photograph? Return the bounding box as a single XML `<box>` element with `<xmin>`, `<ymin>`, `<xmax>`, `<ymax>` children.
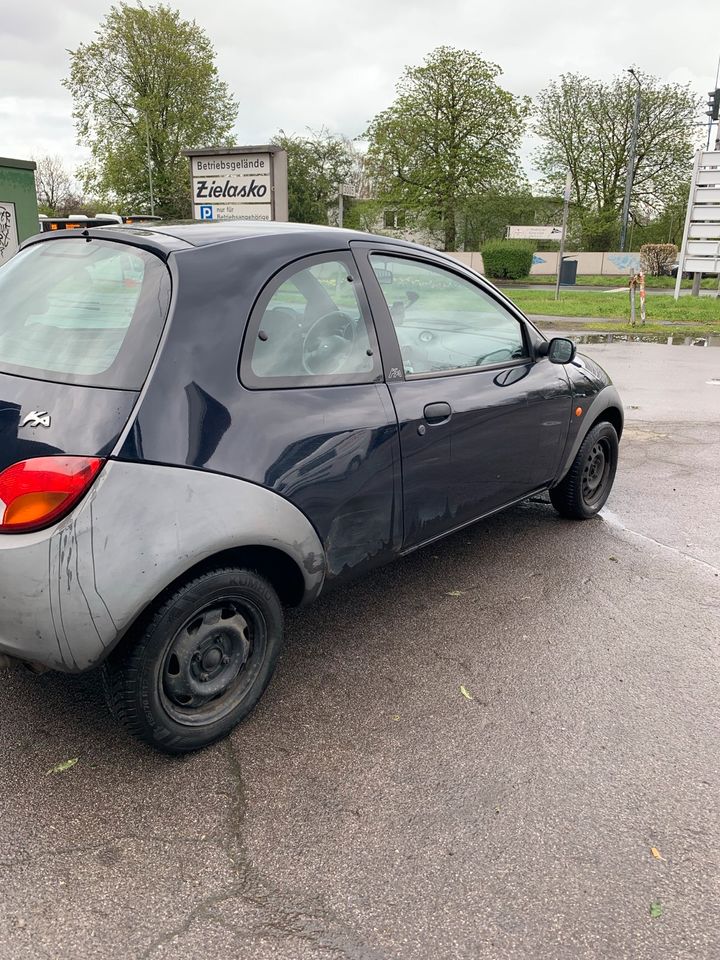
<box><xmin>1</xmin><ymin>342</ymin><xmax>719</xmax><ymax>960</ymax></box>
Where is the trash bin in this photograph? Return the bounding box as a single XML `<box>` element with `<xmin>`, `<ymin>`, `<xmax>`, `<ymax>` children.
<box><xmin>559</xmin><ymin>258</ymin><xmax>577</xmax><ymax>285</ymax></box>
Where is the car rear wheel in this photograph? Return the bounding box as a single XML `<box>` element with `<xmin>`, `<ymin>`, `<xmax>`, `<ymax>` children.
<box><xmin>549</xmin><ymin>421</ymin><xmax>619</xmax><ymax>520</ymax></box>
<box><xmin>102</xmin><ymin>568</ymin><xmax>283</xmax><ymax>753</ymax></box>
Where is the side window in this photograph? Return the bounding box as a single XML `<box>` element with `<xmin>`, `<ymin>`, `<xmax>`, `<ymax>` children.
<box><xmin>242</xmin><ymin>257</ymin><xmax>379</xmax><ymax>388</ymax></box>
<box><xmin>369</xmin><ymin>255</ymin><xmax>527</xmax><ymax>376</ymax></box>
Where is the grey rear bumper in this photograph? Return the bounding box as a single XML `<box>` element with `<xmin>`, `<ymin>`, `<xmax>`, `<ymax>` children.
<box><xmin>0</xmin><ymin>461</ymin><xmax>326</xmax><ymax>672</ymax></box>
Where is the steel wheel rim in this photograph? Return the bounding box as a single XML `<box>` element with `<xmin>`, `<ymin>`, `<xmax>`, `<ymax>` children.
<box><xmin>158</xmin><ymin>595</ymin><xmax>268</xmax><ymax>727</ymax></box>
<box><xmin>581</xmin><ymin>438</ymin><xmax>612</xmax><ymax>507</ymax></box>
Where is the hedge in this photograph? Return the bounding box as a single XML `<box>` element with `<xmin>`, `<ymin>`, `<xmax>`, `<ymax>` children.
<box><xmin>481</xmin><ymin>241</ymin><xmax>534</xmax><ymax>280</ymax></box>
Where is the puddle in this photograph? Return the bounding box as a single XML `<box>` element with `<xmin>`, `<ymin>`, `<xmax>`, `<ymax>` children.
<box><xmin>568</xmin><ymin>333</ymin><xmax>720</xmax><ymax>347</ymax></box>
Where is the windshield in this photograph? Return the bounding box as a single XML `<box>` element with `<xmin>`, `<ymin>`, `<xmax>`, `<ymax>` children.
<box><xmin>0</xmin><ymin>238</ymin><xmax>171</xmax><ymax>389</ymax></box>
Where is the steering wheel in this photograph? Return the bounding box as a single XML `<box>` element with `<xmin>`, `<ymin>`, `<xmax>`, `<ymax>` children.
<box><xmin>302</xmin><ymin>311</ymin><xmax>356</xmax><ymax>375</ymax></box>
<box><xmin>476</xmin><ymin>347</ymin><xmax>515</xmax><ymax>366</ymax></box>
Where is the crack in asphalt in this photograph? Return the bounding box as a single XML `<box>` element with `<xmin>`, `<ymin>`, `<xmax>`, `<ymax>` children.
<box><xmin>140</xmin><ymin>740</ymin><xmax>386</xmax><ymax>960</ymax></box>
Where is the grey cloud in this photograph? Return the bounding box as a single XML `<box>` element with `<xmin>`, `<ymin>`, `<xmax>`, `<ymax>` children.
<box><xmin>0</xmin><ymin>0</ymin><xmax>716</xmax><ymax>177</ymax></box>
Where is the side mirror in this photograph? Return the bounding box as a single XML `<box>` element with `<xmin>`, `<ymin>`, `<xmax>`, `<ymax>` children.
<box><xmin>537</xmin><ymin>337</ymin><xmax>576</xmax><ymax>364</ymax></box>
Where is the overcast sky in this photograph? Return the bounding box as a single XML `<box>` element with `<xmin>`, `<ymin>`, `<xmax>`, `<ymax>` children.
<box><xmin>1</xmin><ymin>0</ymin><xmax>719</xmax><ymax>186</ymax></box>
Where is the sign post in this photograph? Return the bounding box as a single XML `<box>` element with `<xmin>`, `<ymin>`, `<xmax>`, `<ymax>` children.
<box><xmin>183</xmin><ymin>145</ymin><xmax>288</xmax><ymax>222</ymax></box>
<box><xmin>337</xmin><ymin>183</ymin><xmax>358</xmax><ymax>229</ymax></box>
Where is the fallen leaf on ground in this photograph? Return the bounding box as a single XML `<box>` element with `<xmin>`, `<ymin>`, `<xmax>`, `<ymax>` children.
<box><xmin>651</xmin><ymin>847</ymin><xmax>664</xmax><ymax>861</ymax></box>
<box><xmin>391</xmin><ymin>715</ymin><xmax>400</xmax><ymax>721</ymax></box>
<box><xmin>446</xmin><ymin>590</ymin><xmax>464</xmax><ymax>597</ymax></box>
<box><xmin>460</xmin><ymin>685</ymin><xmax>474</xmax><ymax>701</ymax></box>
<box><xmin>609</xmin><ymin>556</ymin><xmax>619</xmax><ymax>562</ymax></box>
<box><xmin>47</xmin><ymin>758</ymin><xmax>79</xmax><ymax>775</ymax></box>
<box><xmin>649</xmin><ymin>902</ymin><xmax>663</xmax><ymax>918</ymax></box>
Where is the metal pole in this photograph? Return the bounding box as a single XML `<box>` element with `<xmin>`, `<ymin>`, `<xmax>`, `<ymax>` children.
<box><xmin>639</xmin><ymin>272</ymin><xmax>646</xmax><ymax>325</ymax></box>
<box><xmin>620</xmin><ymin>70</ymin><xmax>641</xmax><ymax>252</ymax></box>
<box><xmin>338</xmin><ymin>188</ymin><xmax>343</xmax><ymax>228</ymax></box>
<box><xmin>144</xmin><ymin>113</ymin><xmax>155</xmax><ymax>217</ymax></box>
<box><xmin>554</xmin><ymin>173</ymin><xmax>572</xmax><ymax>301</ymax></box>
<box><xmin>709</xmin><ymin>54</ymin><xmax>720</xmax><ymax>150</ymax></box>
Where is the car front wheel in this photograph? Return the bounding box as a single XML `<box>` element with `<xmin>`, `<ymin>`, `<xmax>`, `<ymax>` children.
<box><xmin>102</xmin><ymin>567</ymin><xmax>284</xmax><ymax>753</ymax></box>
<box><xmin>550</xmin><ymin>421</ymin><xmax>619</xmax><ymax>520</ymax></box>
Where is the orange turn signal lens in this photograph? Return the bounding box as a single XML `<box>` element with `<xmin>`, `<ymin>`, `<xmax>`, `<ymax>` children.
<box><xmin>575</xmin><ymin>407</ymin><xmax>583</xmax><ymax>417</ymax></box>
<box><xmin>4</xmin><ymin>492</ymin><xmax>68</xmax><ymax>526</ymax></box>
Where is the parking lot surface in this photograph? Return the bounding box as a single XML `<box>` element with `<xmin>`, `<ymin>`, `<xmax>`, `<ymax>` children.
<box><xmin>1</xmin><ymin>341</ymin><xmax>719</xmax><ymax>959</ymax></box>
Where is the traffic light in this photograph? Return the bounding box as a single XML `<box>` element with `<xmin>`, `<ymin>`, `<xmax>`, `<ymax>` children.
<box><xmin>707</xmin><ymin>89</ymin><xmax>720</xmax><ymax>122</ymax></box>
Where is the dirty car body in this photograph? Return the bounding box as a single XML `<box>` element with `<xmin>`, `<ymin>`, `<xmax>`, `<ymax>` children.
<box><xmin>0</xmin><ymin>222</ymin><xmax>622</xmax><ymax>751</ymax></box>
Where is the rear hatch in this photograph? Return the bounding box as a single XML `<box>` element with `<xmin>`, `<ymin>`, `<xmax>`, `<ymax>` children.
<box><xmin>0</xmin><ymin>236</ymin><xmax>171</xmax><ymax>475</ymax></box>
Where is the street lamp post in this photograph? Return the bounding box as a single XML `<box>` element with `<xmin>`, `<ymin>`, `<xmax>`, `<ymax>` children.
<box><xmin>144</xmin><ymin>113</ymin><xmax>155</xmax><ymax>217</ymax></box>
<box><xmin>619</xmin><ymin>68</ymin><xmax>641</xmax><ymax>252</ymax></box>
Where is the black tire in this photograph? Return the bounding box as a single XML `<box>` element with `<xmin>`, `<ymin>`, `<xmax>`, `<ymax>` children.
<box><xmin>550</xmin><ymin>421</ymin><xmax>619</xmax><ymax>520</ymax></box>
<box><xmin>102</xmin><ymin>568</ymin><xmax>284</xmax><ymax>754</ymax></box>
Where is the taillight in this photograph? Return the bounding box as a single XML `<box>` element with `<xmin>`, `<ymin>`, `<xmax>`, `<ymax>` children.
<box><xmin>0</xmin><ymin>457</ymin><xmax>104</xmax><ymax>534</ymax></box>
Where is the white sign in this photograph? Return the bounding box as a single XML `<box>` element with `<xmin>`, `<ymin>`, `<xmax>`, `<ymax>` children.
<box><xmin>190</xmin><ymin>152</ymin><xmax>273</xmax><ymax>221</ymax></box>
<box><xmin>675</xmin><ymin>150</ymin><xmax>720</xmax><ymax>293</ymax></box>
<box><xmin>507</xmin><ymin>225</ymin><xmax>564</xmax><ymax>240</ymax></box>
<box><xmin>0</xmin><ymin>201</ymin><xmax>19</xmax><ymax>266</ymax></box>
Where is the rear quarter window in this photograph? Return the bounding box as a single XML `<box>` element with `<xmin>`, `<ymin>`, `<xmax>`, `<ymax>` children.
<box><xmin>0</xmin><ymin>238</ymin><xmax>171</xmax><ymax>389</ymax></box>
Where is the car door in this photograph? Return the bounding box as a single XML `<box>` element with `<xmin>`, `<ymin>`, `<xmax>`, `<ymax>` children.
<box><xmin>352</xmin><ymin>244</ymin><xmax>572</xmax><ymax>551</ymax></box>
<box><xmin>235</xmin><ymin>251</ymin><xmax>403</xmax><ymax>581</ymax></box>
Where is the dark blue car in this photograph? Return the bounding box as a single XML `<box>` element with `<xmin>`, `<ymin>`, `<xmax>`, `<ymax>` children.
<box><xmin>0</xmin><ymin>222</ymin><xmax>622</xmax><ymax>752</ymax></box>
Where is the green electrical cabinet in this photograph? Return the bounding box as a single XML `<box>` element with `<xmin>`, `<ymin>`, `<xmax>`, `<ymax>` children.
<box><xmin>0</xmin><ymin>157</ymin><xmax>38</xmax><ymax>267</ymax></box>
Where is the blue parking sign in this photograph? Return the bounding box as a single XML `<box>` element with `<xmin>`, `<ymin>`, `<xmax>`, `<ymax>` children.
<box><xmin>199</xmin><ymin>205</ymin><xmax>213</xmax><ymax>221</ymax></box>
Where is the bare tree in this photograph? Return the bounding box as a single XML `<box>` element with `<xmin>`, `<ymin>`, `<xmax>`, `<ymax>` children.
<box><xmin>33</xmin><ymin>155</ymin><xmax>77</xmax><ymax>214</ymax></box>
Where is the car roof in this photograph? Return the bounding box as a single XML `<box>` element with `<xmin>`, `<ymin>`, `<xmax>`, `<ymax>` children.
<box><xmin>22</xmin><ymin>219</ymin><xmax>461</xmax><ymax>271</ymax></box>
<box><xmin>101</xmin><ymin>220</ymin><xmax>383</xmax><ymax>248</ymax></box>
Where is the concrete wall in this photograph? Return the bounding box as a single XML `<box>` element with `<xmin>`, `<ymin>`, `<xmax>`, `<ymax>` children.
<box><xmin>447</xmin><ymin>250</ymin><xmax>643</xmax><ymax>277</ymax></box>
<box><xmin>599</xmin><ymin>252</ymin><xmax>642</xmax><ymax>275</ymax></box>
<box><xmin>366</xmin><ymin>206</ymin><xmax>643</xmax><ymax>278</ymax></box>
<box><xmin>445</xmin><ymin>251</ymin><xmax>485</xmax><ymax>273</ymax></box>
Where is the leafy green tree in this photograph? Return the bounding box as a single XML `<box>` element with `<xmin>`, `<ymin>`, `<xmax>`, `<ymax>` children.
<box><xmin>365</xmin><ymin>47</ymin><xmax>530</xmax><ymax>250</ymax></box>
<box><xmin>533</xmin><ymin>72</ymin><xmax>700</xmax><ymax>247</ymax></box>
<box><xmin>459</xmin><ymin>189</ymin><xmax>568</xmax><ymax>249</ymax></box>
<box><xmin>64</xmin><ymin>3</ymin><xmax>237</xmax><ymax>217</ymax></box>
<box><xmin>631</xmin><ymin>181</ymin><xmax>690</xmax><ymax>248</ymax></box>
<box><xmin>342</xmin><ymin>197</ymin><xmax>386</xmax><ymax>233</ymax></box>
<box><xmin>274</xmin><ymin>129</ymin><xmax>356</xmax><ymax>224</ymax></box>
